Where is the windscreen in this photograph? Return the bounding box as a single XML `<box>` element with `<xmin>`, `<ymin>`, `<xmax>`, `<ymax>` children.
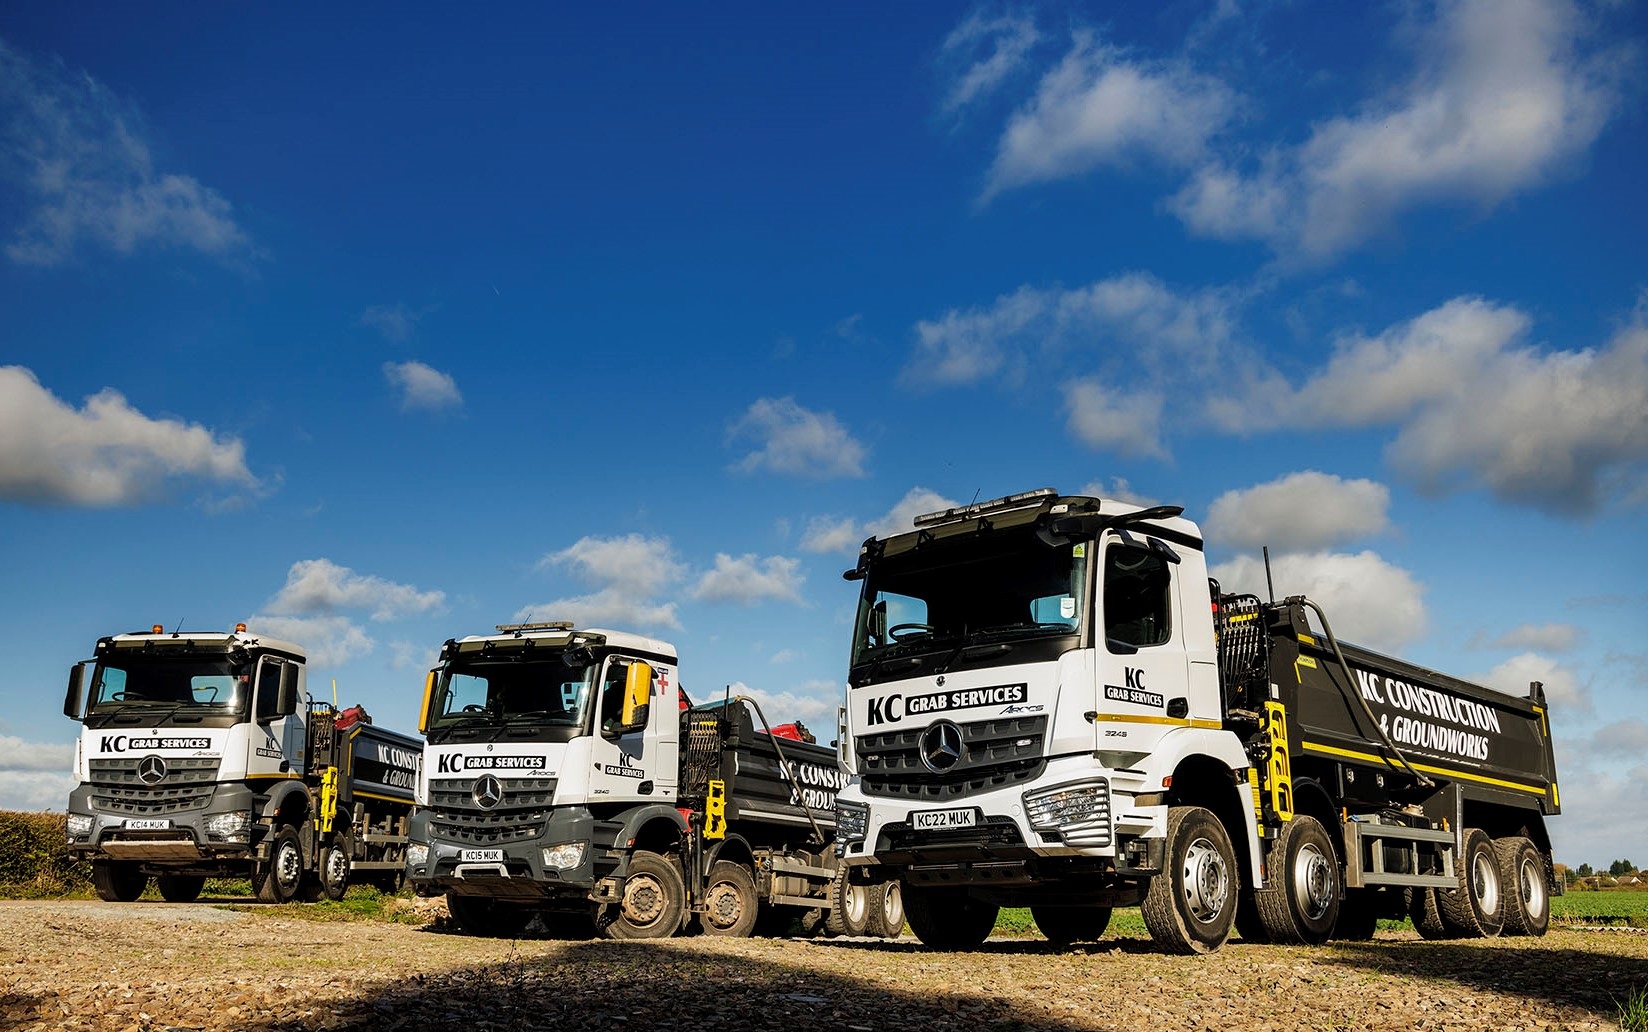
<box><xmin>850</xmin><ymin>531</ymin><xmax>1089</xmax><ymax>676</ymax></box>
<box><xmin>87</xmin><ymin>654</ymin><xmax>249</xmax><ymax>719</ymax></box>
<box><xmin>427</xmin><ymin>657</ymin><xmax>595</xmax><ymax>734</ymax></box>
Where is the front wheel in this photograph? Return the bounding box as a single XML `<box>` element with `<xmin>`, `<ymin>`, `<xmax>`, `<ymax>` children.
<box><xmin>875</xmin><ymin>880</ymin><xmax>905</xmax><ymax>939</ymax></box>
<box><xmin>826</xmin><ymin>866</ymin><xmax>879</xmax><ymax>937</ymax></box>
<box><xmin>1496</xmin><ymin>836</ymin><xmax>1550</xmax><ymax>936</ymax></box>
<box><xmin>701</xmin><ymin>860</ymin><xmax>759</xmax><ymax>937</ymax></box>
<box><xmin>92</xmin><ymin>860</ymin><xmax>148</xmax><ymax>902</ymax></box>
<box><xmin>903</xmin><ymin>884</ymin><xmax>998</xmax><ymax>950</ymax></box>
<box><xmin>1254</xmin><ymin>815</ymin><xmax>1341</xmax><ymax>944</ymax></box>
<box><xmin>156</xmin><ymin>874</ymin><xmax>205</xmax><ymax>903</ymax></box>
<box><xmin>254</xmin><ymin>826</ymin><xmax>304</xmax><ymax>904</ymax></box>
<box><xmin>1142</xmin><ymin>806</ymin><xmax>1238</xmax><ymax>954</ymax></box>
<box><xmin>1438</xmin><ymin>828</ymin><xmax>1504</xmax><ymax>937</ymax></box>
<box><xmin>319</xmin><ymin>843</ymin><xmax>351</xmax><ymax>901</ymax></box>
<box><xmin>447</xmin><ymin>892</ymin><xmax>532</xmax><ymax>938</ymax></box>
<box><xmin>1031</xmin><ymin>904</ymin><xmax>1113</xmax><ymax>947</ymax></box>
<box><xmin>600</xmin><ymin>851</ymin><xmax>686</xmax><ymax>940</ymax></box>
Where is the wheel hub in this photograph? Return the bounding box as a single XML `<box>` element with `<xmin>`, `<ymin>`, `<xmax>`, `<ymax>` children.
<box><xmin>706</xmin><ymin>883</ymin><xmax>745</xmax><ymax>928</ymax></box>
<box><xmin>623</xmin><ymin>875</ymin><xmax>666</xmax><ymax>925</ymax></box>
<box><xmin>1471</xmin><ymin>851</ymin><xmax>1500</xmax><ymax>916</ymax></box>
<box><xmin>1293</xmin><ymin>842</ymin><xmax>1335</xmax><ymax>921</ymax></box>
<box><xmin>1182</xmin><ymin>836</ymin><xmax>1230</xmax><ymax>923</ymax></box>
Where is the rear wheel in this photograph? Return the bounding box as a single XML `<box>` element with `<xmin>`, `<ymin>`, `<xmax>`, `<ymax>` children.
<box><xmin>601</xmin><ymin>851</ymin><xmax>686</xmax><ymax>940</ymax></box>
<box><xmin>1142</xmin><ymin>806</ymin><xmax>1238</xmax><ymax>954</ymax></box>
<box><xmin>1496</xmin><ymin>837</ymin><xmax>1550</xmax><ymax>937</ymax></box>
<box><xmin>1438</xmin><ymin>828</ymin><xmax>1504</xmax><ymax>937</ymax></box>
<box><xmin>1031</xmin><ymin>904</ymin><xmax>1113</xmax><ymax>947</ymax></box>
<box><xmin>319</xmin><ymin>843</ymin><xmax>351</xmax><ymax>901</ymax></box>
<box><xmin>904</xmin><ymin>884</ymin><xmax>999</xmax><ymax>950</ymax></box>
<box><xmin>701</xmin><ymin>860</ymin><xmax>759</xmax><ymax>937</ymax></box>
<box><xmin>254</xmin><ymin>826</ymin><xmax>304</xmax><ymax>904</ymax></box>
<box><xmin>1254</xmin><ymin>815</ymin><xmax>1341</xmax><ymax>945</ymax></box>
<box><xmin>875</xmin><ymin>880</ymin><xmax>905</xmax><ymax>939</ymax></box>
<box><xmin>156</xmin><ymin>874</ymin><xmax>205</xmax><ymax>903</ymax></box>
<box><xmin>827</xmin><ymin>867</ymin><xmax>879</xmax><ymax>937</ymax></box>
<box><xmin>1409</xmin><ymin>887</ymin><xmax>1452</xmax><ymax>939</ymax></box>
<box><xmin>447</xmin><ymin>892</ymin><xmax>532</xmax><ymax>938</ymax></box>
<box><xmin>92</xmin><ymin>860</ymin><xmax>148</xmax><ymax>902</ymax></box>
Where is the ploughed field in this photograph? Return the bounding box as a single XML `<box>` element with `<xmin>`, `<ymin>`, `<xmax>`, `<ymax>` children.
<box><xmin>3</xmin><ymin>898</ymin><xmax>1647</xmax><ymax>1031</ymax></box>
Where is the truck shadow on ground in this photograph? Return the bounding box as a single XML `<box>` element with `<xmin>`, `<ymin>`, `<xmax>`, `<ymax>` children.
<box><xmin>1324</xmin><ymin>936</ymin><xmax>1648</xmax><ymax>1017</ymax></box>
<box><xmin>250</xmin><ymin>937</ymin><xmax>1088</xmax><ymax>1032</ymax></box>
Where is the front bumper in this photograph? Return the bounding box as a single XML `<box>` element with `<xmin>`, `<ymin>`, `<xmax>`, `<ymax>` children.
<box><xmin>406</xmin><ymin>806</ymin><xmax>607</xmax><ymax>901</ymax></box>
<box><xmin>65</xmin><ymin>782</ymin><xmax>258</xmax><ymax>864</ymax></box>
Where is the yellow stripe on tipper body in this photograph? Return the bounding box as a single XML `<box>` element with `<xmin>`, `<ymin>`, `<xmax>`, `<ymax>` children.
<box><xmin>1298</xmin><ymin>740</ymin><xmax>1548</xmax><ymax>797</ymax></box>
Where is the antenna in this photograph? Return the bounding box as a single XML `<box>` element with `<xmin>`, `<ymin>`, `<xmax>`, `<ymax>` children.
<box><xmin>172</xmin><ymin>618</ymin><xmax>184</xmax><ymax>634</ymax></box>
<box><xmin>969</xmin><ymin>488</ymin><xmax>981</xmax><ymax>506</ymax></box>
<box><xmin>1262</xmin><ymin>546</ymin><xmax>1276</xmax><ymax>604</ymax></box>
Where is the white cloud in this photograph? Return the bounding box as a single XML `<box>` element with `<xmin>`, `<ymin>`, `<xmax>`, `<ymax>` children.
<box><xmin>690</xmin><ymin>553</ymin><xmax>805</xmax><ymax>606</ymax></box>
<box><xmin>1064</xmin><ymin>379</ymin><xmax>1167</xmax><ymax>459</ymax></box>
<box><xmin>984</xmin><ymin>29</ymin><xmax>1236</xmax><ymax>198</ymax></box>
<box><xmin>0</xmin><ymin>365</ymin><xmax>256</xmax><ymax>506</ymax></box>
<box><xmin>1475</xmin><ymin>652</ymin><xmax>1588</xmax><ymax>711</ymax></box>
<box><xmin>1170</xmin><ymin>0</ymin><xmax>1621</xmax><ymax>260</ymax></box>
<box><xmin>1589</xmin><ymin>718</ymin><xmax>1648</xmax><ymax>758</ymax></box>
<box><xmin>801</xmin><ymin>487</ymin><xmax>959</xmax><ymax>555</ymax></box>
<box><xmin>246</xmin><ymin>614</ymin><xmax>374</xmax><ymax>668</ymax></box>
<box><xmin>383</xmin><ymin>361</ymin><xmax>462</xmax><ymax>411</ymax></box>
<box><xmin>0</xmin><ymin>735</ymin><xmax>73</xmax><ymax>772</ymax></box>
<box><xmin>0</xmin><ymin>768</ymin><xmax>77</xmax><ymax>811</ymax></box>
<box><xmin>1078</xmin><ymin>477</ymin><xmax>1158</xmax><ymax>508</ymax></box>
<box><xmin>728</xmin><ymin>397</ymin><xmax>867</xmax><ymax>478</ymax></box>
<box><xmin>540</xmin><ymin>534</ymin><xmax>683</xmax><ymax>598</ymax></box>
<box><xmin>1260</xmin><ymin>297</ymin><xmax>1648</xmax><ymax>515</ymax></box>
<box><xmin>1204</xmin><ymin>472</ymin><xmax>1391</xmax><ymax>554</ymax></box>
<box><xmin>1477</xmin><ymin>623</ymin><xmax>1584</xmax><ymax>653</ymax></box>
<box><xmin>724</xmin><ymin>680</ymin><xmax>839</xmax><ymax>725</ymax></box>
<box><xmin>0</xmin><ymin>37</ymin><xmax>250</xmax><ymax>265</ymax></box>
<box><xmin>938</xmin><ymin>11</ymin><xmax>1041</xmax><ymax>115</ymax></box>
<box><xmin>1209</xmin><ymin>550</ymin><xmax>1428</xmax><ymax>652</ymax></box>
<box><xmin>1547</xmin><ymin>757</ymin><xmax>1648</xmax><ymax>869</ymax></box>
<box><xmin>360</xmin><ymin>304</ymin><xmax>426</xmax><ymax>343</ymax></box>
<box><xmin>770</xmin><ymin>649</ymin><xmax>800</xmax><ymax>665</ymax></box>
<box><xmin>512</xmin><ymin>591</ymin><xmax>681</xmax><ymax>632</ymax></box>
<box><xmin>266</xmin><ymin>558</ymin><xmax>444</xmax><ymax>621</ymax></box>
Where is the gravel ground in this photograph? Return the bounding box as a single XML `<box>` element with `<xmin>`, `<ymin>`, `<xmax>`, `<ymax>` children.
<box><xmin>2</xmin><ymin>900</ymin><xmax>1646</xmax><ymax>1031</ymax></box>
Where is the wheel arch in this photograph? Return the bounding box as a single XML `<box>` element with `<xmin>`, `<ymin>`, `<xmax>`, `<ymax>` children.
<box><xmin>613</xmin><ymin>805</ymin><xmax>689</xmax><ymax>857</ymax></box>
<box><xmin>1165</xmin><ymin>750</ymin><xmax>1261</xmax><ymax>889</ymax></box>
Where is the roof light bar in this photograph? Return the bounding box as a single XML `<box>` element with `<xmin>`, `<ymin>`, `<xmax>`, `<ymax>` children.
<box><xmin>911</xmin><ymin>488</ymin><xmax>1058</xmax><ymax>529</ymax></box>
<box><xmin>495</xmin><ymin>621</ymin><xmax>575</xmax><ymax>633</ymax></box>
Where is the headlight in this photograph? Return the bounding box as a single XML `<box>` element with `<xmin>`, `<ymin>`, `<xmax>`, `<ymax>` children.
<box><xmin>406</xmin><ymin>843</ymin><xmax>429</xmax><ymax>867</ymax></box>
<box><xmin>835</xmin><ymin>801</ymin><xmax>869</xmax><ymax>844</ymax></box>
<box><xmin>66</xmin><ymin>813</ymin><xmax>93</xmax><ymax>839</ymax></box>
<box><xmin>542</xmin><ymin>843</ymin><xmax>585</xmax><ymax>870</ymax></box>
<box><xmin>203</xmin><ymin>811</ymin><xmax>251</xmax><ymax>842</ymax></box>
<box><xmin>1023</xmin><ymin>781</ymin><xmax>1112</xmax><ymax>846</ymax></box>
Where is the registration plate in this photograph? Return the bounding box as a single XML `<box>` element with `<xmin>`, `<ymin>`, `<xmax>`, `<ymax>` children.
<box><xmin>124</xmin><ymin>819</ymin><xmax>170</xmax><ymax>831</ymax></box>
<box><xmin>911</xmin><ymin>808</ymin><xmax>978</xmax><ymax>831</ymax></box>
<box><xmin>460</xmin><ymin>849</ymin><xmax>505</xmax><ymax>863</ymax></box>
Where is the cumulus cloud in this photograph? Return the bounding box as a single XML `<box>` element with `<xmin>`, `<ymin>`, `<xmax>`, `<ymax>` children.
<box><xmin>0</xmin><ymin>36</ymin><xmax>250</xmax><ymax>265</ymax></box>
<box><xmin>938</xmin><ymin>10</ymin><xmax>1041</xmax><ymax>115</ymax></box>
<box><xmin>1589</xmin><ymin>718</ymin><xmax>1648</xmax><ymax>758</ymax></box>
<box><xmin>1475</xmin><ymin>623</ymin><xmax>1585</xmax><ymax>653</ymax></box>
<box><xmin>248</xmin><ymin>614</ymin><xmax>374</xmax><ymax>668</ymax></box>
<box><xmin>1079</xmin><ymin>477</ymin><xmax>1159</xmax><ymax>508</ymax></box>
<box><xmin>1475</xmin><ymin>652</ymin><xmax>1588</xmax><ymax>711</ymax></box>
<box><xmin>1254</xmin><ymin>297</ymin><xmax>1648</xmax><ymax>515</ymax></box>
<box><xmin>1064</xmin><ymin>379</ymin><xmax>1168</xmax><ymax>459</ymax></box>
<box><xmin>1209</xmin><ymin>550</ymin><xmax>1427</xmax><ymax>652</ymax></box>
<box><xmin>1169</xmin><ymin>0</ymin><xmax>1622</xmax><ymax>260</ymax></box>
<box><xmin>983</xmin><ymin>29</ymin><xmax>1236</xmax><ymax>198</ymax></box>
<box><xmin>265</xmin><ymin>558</ymin><xmax>444</xmax><ymax>621</ymax></box>
<box><xmin>690</xmin><ymin>553</ymin><xmax>805</xmax><ymax>606</ymax></box>
<box><xmin>1546</xmin><ymin>757</ymin><xmax>1648</xmax><ymax>869</ymax></box>
<box><xmin>0</xmin><ymin>735</ymin><xmax>73</xmax><ymax>772</ymax></box>
<box><xmin>359</xmin><ymin>304</ymin><xmax>428</xmax><ymax>343</ymax></box>
<box><xmin>725</xmin><ymin>680</ymin><xmax>840</xmax><ymax>724</ymax></box>
<box><xmin>1204</xmin><ymin>472</ymin><xmax>1391</xmax><ymax>554</ymax></box>
<box><xmin>524</xmin><ymin>534</ymin><xmax>685</xmax><ymax>632</ymax></box>
<box><xmin>512</xmin><ymin>592</ymin><xmax>681</xmax><ymax>632</ymax></box>
<box><xmin>0</xmin><ymin>767</ymin><xmax>77</xmax><ymax>811</ymax></box>
<box><xmin>728</xmin><ymin>397</ymin><xmax>867</xmax><ymax>478</ymax></box>
<box><xmin>801</xmin><ymin>487</ymin><xmax>959</xmax><ymax>555</ymax></box>
<box><xmin>0</xmin><ymin>365</ymin><xmax>256</xmax><ymax>506</ymax></box>
<box><xmin>383</xmin><ymin>361</ymin><xmax>462</xmax><ymax>412</ymax></box>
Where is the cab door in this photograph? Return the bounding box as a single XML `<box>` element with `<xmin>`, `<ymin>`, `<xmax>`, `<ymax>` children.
<box><xmin>1093</xmin><ymin>529</ymin><xmax>1193</xmax><ymax>753</ymax></box>
<box><xmin>587</xmin><ymin>656</ymin><xmax>662</xmax><ymax>803</ymax></box>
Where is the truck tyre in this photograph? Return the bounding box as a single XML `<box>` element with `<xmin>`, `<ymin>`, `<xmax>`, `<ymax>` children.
<box><xmin>1334</xmin><ymin>888</ymin><xmax>1380</xmax><ymax>941</ymax></box>
<box><xmin>1254</xmin><ymin>815</ymin><xmax>1341</xmax><ymax>945</ymax></box>
<box><xmin>1437</xmin><ymin>827</ymin><xmax>1504</xmax><ymax>937</ymax></box>
<box><xmin>1234</xmin><ymin>890</ymin><xmax>1270</xmax><ymax>943</ymax></box>
<box><xmin>825</xmin><ymin>866</ymin><xmax>879</xmax><ymax>937</ymax></box>
<box><xmin>156</xmin><ymin>874</ymin><xmax>205</xmax><ymax>903</ymax></box>
<box><xmin>1409</xmin><ymin>887</ymin><xmax>1452</xmax><ymax>939</ymax></box>
<box><xmin>1030</xmin><ymin>905</ymin><xmax>1113</xmax><ymax>947</ymax></box>
<box><xmin>601</xmin><ymin>850</ymin><xmax>686</xmax><ymax>939</ymax></box>
<box><xmin>875</xmin><ymin>880</ymin><xmax>905</xmax><ymax>939</ymax></box>
<box><xmin>1496</xmin><ymin>836</ymin><xmax>1549</xmax><ymax>937</ymax></box>
<box><xmin>903</xmin><ymin>884</ymin><xmax>998</xmax><ymax>950</ymax></box>
<box><xmin>254</xmin><ymin>825</ymin><xmax>305</xmax><ymax>904</ymax></box>
<box><xmin>1141</xmin><ymin>806</ymin><xmax>1238</xmax><ymax>955</ymax></box>
<box><xmin>319</xmin><ymin>843</ymin><xmax>351</xmax><ymax>901</ymax></box>
<box><xmin>447</xmin><ymin>892</ymin><xmax>531</xmax><ymax>938</ymax></box>
<box><xmin>701</xmin><ymin>860</ymin><xmax>759</xmax><ymax>937</ymax></box>
<box><xmin>91</xmin><ymin>860</ymin><xmax>148</xmax><ymax>902</ymax></box>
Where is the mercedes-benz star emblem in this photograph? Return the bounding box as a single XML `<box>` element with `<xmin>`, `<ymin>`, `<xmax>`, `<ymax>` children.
<box><xmin>136</xmin><ymin>755</ymin><xmax>167</xmax><ymax>785</ymax></box>
<box><xmin>918</xmin><ymin>721</ymin><xmax>964</xmax><ymax>773</ymax></box>
<box><xmin>472</xmin><ymin>774</ymin><xmax>504</xmax><ymax>809</ymax></box>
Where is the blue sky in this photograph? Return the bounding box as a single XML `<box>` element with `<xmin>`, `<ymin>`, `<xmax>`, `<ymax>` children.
<box><xmin>2</xmin><ymin>2</ymin><xmax>1645</xmax><ymax>868</ymax></box>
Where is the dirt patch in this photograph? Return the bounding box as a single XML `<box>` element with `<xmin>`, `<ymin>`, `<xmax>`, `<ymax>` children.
<box><xmin>1</xmin><ymin>900</ymin><xmax>1644</xmax><ymax>1030</ymax></box>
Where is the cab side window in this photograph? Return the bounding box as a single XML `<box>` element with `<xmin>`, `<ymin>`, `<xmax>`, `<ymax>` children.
<box><xmin>1104</xmin><ymin>544</ymin><xmax>1172</xmax><ymax>649</ymax></box>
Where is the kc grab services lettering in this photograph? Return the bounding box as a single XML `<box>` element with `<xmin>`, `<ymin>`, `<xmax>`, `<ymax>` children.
<box><xmin>865</xmin><ymin>684</ymin><xmax>1027</xmax><ymax>727</ymax></box>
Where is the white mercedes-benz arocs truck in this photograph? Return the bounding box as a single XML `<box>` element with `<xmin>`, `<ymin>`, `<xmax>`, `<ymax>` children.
<box><xmin>405</xmin><ymin>622</ymin><xmax>901</xmax><ymax>939</ymax></box>
<box><xmin>832</xmin><ymin>489</ymin><xmax>1561</xmax><ymax>953</ymax></box>
<box><xmin>62</xmin><ymin>624</ymin><xmax>420</xmax><ymax>903</ymax></box>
